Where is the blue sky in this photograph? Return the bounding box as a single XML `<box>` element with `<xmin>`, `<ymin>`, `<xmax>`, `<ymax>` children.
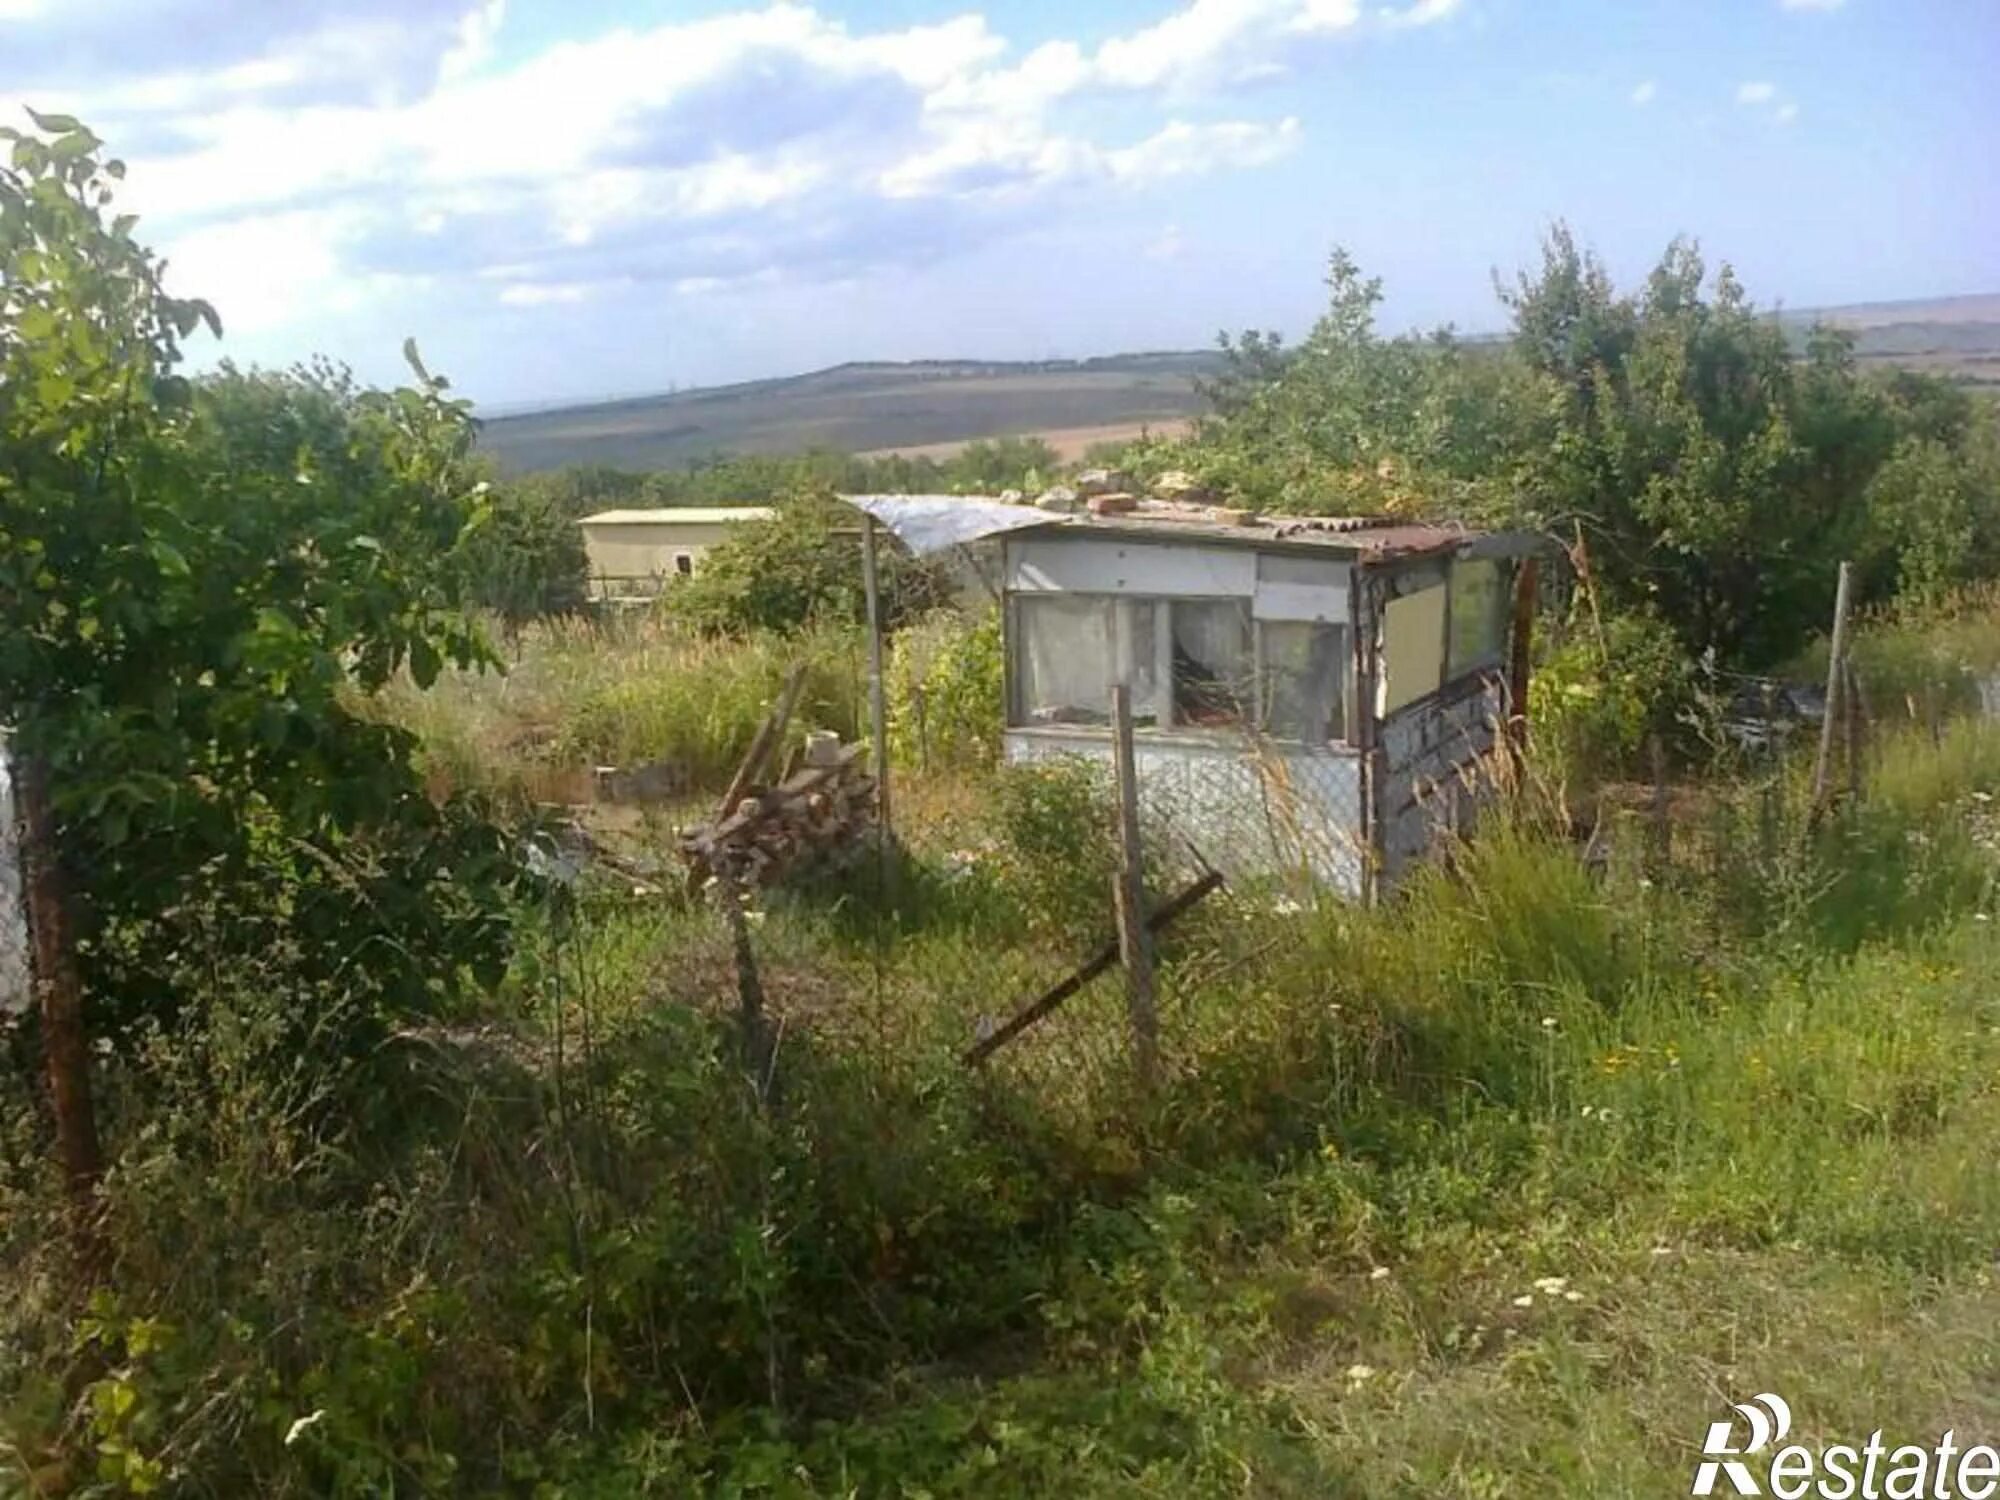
<box><xmin>5</xmin><ymin>0</ymin><xmax>1994</xmax><ymax>408</ymax></box>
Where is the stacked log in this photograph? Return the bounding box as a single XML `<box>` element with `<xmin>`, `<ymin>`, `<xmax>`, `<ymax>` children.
<box><xmin>680</xmin><ymin>740</ymin><xmax>877</xmax><ymax>890</ymax></box>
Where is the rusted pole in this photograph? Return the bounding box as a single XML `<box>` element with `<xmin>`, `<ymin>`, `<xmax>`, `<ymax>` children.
<box><xmin>860</xmin><ymin>516</ymin><xmax>891</xmax><ymax>840</ymax></box>
<box><xmin>1506</xmin><ymin>556</ymin><xmax>1538</xmax><ymax>771</ymax></box>
<box><xmin>1109</xmin><ymin>685</ymin><xmax>1158</xmax><ymax>1091</ymax></box>
<box><xmin>15</xmin><ymin>750</ymin><xmax>104</xmax><ymax>1274</ymax></box>
<box><xmin>1810</xmin><ymin>562</ymin><xmax>1853</xmax><ymax>810</ymax></box>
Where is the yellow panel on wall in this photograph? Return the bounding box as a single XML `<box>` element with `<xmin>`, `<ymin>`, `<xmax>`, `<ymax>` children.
<box><xmin>1380</xmin><ymin>586</ymin><xmax>1446</xmax><ymax>716</ymax></box>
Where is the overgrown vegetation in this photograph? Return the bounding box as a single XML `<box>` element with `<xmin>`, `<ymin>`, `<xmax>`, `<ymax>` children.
<box><xmin>6</xmin><ymin>110</ymin><xmax>2000</xmax><ymax>1499</ymax></box>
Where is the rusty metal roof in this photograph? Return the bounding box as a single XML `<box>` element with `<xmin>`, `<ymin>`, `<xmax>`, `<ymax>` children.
<box><xmin>1022</xmin><ymin>502</ymin><xmax>1518</xmax><ymax>560</ymax></box>
<box><xmin>841</xmin><ymin>494</ymin><xmax>1538</xmax><ymax>562</ymax></box>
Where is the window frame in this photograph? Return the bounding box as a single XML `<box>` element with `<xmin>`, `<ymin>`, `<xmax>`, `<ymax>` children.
<box><xmin>1008</xmin><ymin>590</ymin><xmax>1354</xmax><ymax>747</ymax></box>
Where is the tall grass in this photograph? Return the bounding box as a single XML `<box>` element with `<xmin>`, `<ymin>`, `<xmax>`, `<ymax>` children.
<box><xmin>380</xmin><ymin>612</ymin><xmax>867</xmax><ymax>805</ymax></box>
<box><xmin>9</xmin><ymin>605</ymin><xmax>2000</xmax><ymax>1495</ymax></box>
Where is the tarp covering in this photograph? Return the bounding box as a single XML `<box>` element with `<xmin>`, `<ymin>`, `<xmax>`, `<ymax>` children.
<box><xmin>841</xmin><ymin>494</ymin><xmax>1058</xmax><ymax>556</ymax></box>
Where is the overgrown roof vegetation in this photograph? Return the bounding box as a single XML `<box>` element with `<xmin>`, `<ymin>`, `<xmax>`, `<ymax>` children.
<box><xmin>5</xmin><ymin>111</ymin><xmax>2000</xmax><ymax>1497</ymax></box>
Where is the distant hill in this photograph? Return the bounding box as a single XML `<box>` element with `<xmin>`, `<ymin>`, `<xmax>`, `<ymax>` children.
<box><xmin>478</xmin><ymin>295</ymin><xmax>1999</xmax><ymax>474</ymax></box>
<box><xmin>478</xmin><ymin>351</ymin><xmax>1226</xmax><ymax>474</ymax></box>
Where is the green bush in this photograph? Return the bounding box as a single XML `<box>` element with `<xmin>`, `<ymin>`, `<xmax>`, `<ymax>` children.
<box><xmin>666</xmin><ymin>492</ymin><xmax>953</xmax><ymax>636</ymax></box>
<box><xmin>1528</xmin><ymin>606</ymin><xmax>1692</xmax><ymax>782</ymax></box>
<box><xmin>888</xmin><ymin>607</ymin><xmax>1004</xmax><ymax>773</ymax></box>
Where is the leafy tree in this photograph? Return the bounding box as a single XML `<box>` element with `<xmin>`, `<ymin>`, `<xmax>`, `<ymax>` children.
<box><xmin>459</xmin><ymin>471</ymin><xmax>590</xmax><ymax>632</ymax></box>
<box><xmin>667</xmin><ymin>491</ymin><xmax>954</xmax><ymax>635</ymax></box>
<box><xmin>0</xmin><ymin>114</ymin><xmax>519</xmax><ymax>1052</ymax></box>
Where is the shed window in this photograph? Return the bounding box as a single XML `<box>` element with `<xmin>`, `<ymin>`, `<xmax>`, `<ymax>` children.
<box><xmin>1260</xmin><ymin>622</ymin><xmax>1346</xmax><ymax>744</ymax></box>
<box><xmin>1171</xmin><ymin>600</ymin><xmax>1252</xmax><ymax>727</ymax></box>
<box><xmin>674</xmin><ymin>553</ymin><xmax>694</xmax><ymax>576</ymax></box>
<box><xmin>1448</xmin><ymin>559</ymin><xmax>1507</xmax><ymax>675</ymax></box>
<box><xmin>1015</xmin><ymin>596</ymin><xmax>1162</xmax><ymax>727</ymax></box>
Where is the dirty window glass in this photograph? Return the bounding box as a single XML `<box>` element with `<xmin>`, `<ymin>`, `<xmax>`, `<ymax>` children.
<box><xmin>1171</xmin><ymin>599</ymin><xmax>1252</xmax><ymax>727</ymax></box>
<box><xmin>1015</xmin><ymin>596</ymin><xmax>1164</xmax><ymax>726</ymax></box>
<box><xmin>1016</xmin><ymin>595</ymin><xmax>1112</xmax><ymax>725</ymax></box>
<box><xmin>1449</xmin><ymin>559</ymin><xmax>1507</xmax><ymax>675</ymax></box>
<box><xmin>1261</xmin><ymin>622</ymin><xmax>1346</xmax><ymax>744</ymax></box>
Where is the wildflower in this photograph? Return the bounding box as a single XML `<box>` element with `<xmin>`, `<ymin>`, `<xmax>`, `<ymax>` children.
<box><xmin>1532</xmin><ymin>1276</ymin><xmax>1569</xmax><ymax>1296</ymax></box>
<box><xmin>1541</xmin><ymin>1016</ymin><xmax>1559</xmax><ymax>1031</ymax></box>
<box><xmin>743</xmin><ymin>909</ymin><xmax>767</xmax><ymax>927</ymax></box>
<box><xmin>1370</xmin><ymin>1266</ymin><xmax>1391</xmax><ymax>1282</ymax></box>
<box><xmin>1564</xmin><ymin>1290</ymin><xmax>1584</xmax><ymax>1303</ymax></box>
<box><xmin>1638</xmin><ymin>877</ymin><xmax>1653</xmax><ymax>891</ymax></box>
<box><xmin>1651</xmin><ymin>1246</ymin><xmax>1673</xmax><ymax>1257</ymax></box>
<box><xmin>1271</xmin><ymin>897</ymin><xmax>1304</xmax><ymax>916</ymax></box>
<box><xmin>1511</xmin><ymin>1294</ymin><xmax>1534</xmax><ymax>1308</ymax></box>
<box><xmin>1344</xmin><ymin>1363</ymin><xmax>1377</xmax><ymax>1385</ymax></box>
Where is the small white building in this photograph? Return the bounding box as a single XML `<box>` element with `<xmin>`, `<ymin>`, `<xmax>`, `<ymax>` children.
<box><xmin>578</xmin><ymin>507</ymin><xmax>774</xmax><ymax>601</ymax></box>
<box><xmin>846</xmin><ymin>495</ymin><xmax>1536</xmax><ymax>898</ymax></box>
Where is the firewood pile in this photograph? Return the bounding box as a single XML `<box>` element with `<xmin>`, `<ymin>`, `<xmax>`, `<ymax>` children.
<box><xmin>679</xmin><ymin>737</ymin><xmax>877</xmax><ymax>890</ymax></box>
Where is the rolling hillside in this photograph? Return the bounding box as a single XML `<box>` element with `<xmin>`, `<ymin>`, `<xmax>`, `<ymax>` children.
<box><xmin>478</xmin><ymin>295</ymin><xmax>2000</xmax><ymax>474</ymax></box>
<box><xmin>477</xmin><ymin>352</ymin><xmax>1224</xmax><ymax>474</ymax></box>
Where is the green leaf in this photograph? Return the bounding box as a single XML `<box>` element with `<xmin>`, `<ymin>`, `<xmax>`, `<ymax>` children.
<box><xmin>146</xmin><ymin>539</ymin><xmax>191</xmax><ymax>578</ymax></box>
<box><xmin>402</xmin><ymin>336</ymin><xmax>431</xmax><ymax>385</ymax></box>
<box><xmin>25</xmin><ymin>108</ymin><xmax>81</xmax><ymax>134</ymax></box>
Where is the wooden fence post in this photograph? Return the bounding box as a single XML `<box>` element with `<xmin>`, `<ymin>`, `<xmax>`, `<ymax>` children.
<box><xmin>1506</xmin><ymin>557</ymin><xmax>1538</xmax><ymax>772</ymax></box>
<box><xmin>1648</xmin><ymin>733</ymin><xmax>1670</xmax><ymax>876</ymax></box>
<box><xmin>1109</xmin><ymin>686</ymin><xmax>1158</xmax><ymax>1091</ymax></box>
<box><xmin>860</xmin><ymin>515</ymin><xmax>891</xmax><ymax>840</ymax></box>
<box><xmin>1811</xmin><ymin>561</ymin><xmax>1853</xmax><ymax>810</ymax></box>
<box><xmin>1843</xmin><ymin>658</ymin><xmax>1865</xmax><ymax>802</ymax></box>
<box><xmin>15</xmin><ymin>750</ymin><xmax>104</xmax><ymax>1275</ymax></box>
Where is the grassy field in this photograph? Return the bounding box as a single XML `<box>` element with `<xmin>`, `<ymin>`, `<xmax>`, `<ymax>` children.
<box><xmin>9</xmin><ymin>602</ymin><xmax>2000</xmax><ymax>1496</ymax></box>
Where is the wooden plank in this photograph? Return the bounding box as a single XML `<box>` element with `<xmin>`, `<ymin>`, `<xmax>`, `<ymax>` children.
<box><xmin>718</xmin><ymin>662</ymin><xmax>808</xmax><ymax>821</ymax></box>
<box><xmin>961</xmin><ymin>869</ymin><xmax>1223</xmax><ymax>1068</ymax></box>
<box><xmin>1110</xmin><ymin>685</ymin><xmax>1158</xmax><ymax>1090</ymax></box>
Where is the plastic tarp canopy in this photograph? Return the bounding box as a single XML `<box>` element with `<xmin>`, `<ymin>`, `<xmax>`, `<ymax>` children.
<box><xmin>841</xmin><ymin>494</ymin><xmax>1058</xmax><ymax>557</ymax></box>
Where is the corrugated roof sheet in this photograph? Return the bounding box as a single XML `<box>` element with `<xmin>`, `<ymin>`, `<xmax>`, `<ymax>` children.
<box><xmin>840</xmin><ymin>494</ymin><xmax>1532</xmax><ymax>561</ymax></box>
<box><xmin>579</xmin><ymin>507</ymin><xmax>775</xmax><ymax>526</ymax></box>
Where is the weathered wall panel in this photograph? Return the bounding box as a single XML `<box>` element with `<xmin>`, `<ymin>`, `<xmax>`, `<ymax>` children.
<box><xmin>1004</xmin><ymin>729</ymin><xmax>1366</xmax><ymax>896</ymax></box>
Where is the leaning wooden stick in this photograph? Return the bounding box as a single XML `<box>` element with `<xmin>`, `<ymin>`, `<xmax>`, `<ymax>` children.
<box><xmin>962</xmin><ymin>869</ymin><xmax>1225</xmax><ymax>1068</ymax></box>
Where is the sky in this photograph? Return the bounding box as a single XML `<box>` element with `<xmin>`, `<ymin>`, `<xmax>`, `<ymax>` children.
<box><xmin>4</xmin><ymin>0</ymin><xmax>1995</xmax><ymax>409</ymax></box>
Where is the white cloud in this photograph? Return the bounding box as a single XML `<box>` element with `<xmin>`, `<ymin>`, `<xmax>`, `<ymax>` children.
<box><xmin>1736</xmin><ymin>80</ymin><xmax>1777</xmax><ymax>104</ymax></box>
<box><xmin>1107</xmin><ymin>116</ymin><xmax>1302</xmax><ymax>182</ymax></box>
<box><xmin>1630</xmin><ymin>79</ymin><xmax>1656</xmax><ymax>106</ymax></box>
<box><xmin>498</xmin><ymin>281</ymin><xmax>592</xmax><ymax>306</ymax></box>
<box><xmin>1145</xmin><ymin>224</ymin><xmax>1186</xmax><ymax>261</ymax></box>
<box><xmin>160</xmin><ymin>209</ymin><xmax>358</xmax><ymax>332</ymax></box>
<box><xmin>1775</xmin><ymin>101</ymin><xmax>1799</xmax><ymax>124</ymax></box>
<box><xmin>1779</xmin><ymin>0</ymin><xmax>1843</xmax><ymax>10</ymax></box>
<box><xmin>8</xmin><ymin>0</ymin><xmax>1454</xmax><ymax>329</ymax></box>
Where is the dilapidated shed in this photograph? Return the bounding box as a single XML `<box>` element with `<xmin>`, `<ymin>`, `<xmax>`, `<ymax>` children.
<box><xmin>845</xmin><ymin>495</ymin><xmax>1539</xmax><ymax>898</ymax></box>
